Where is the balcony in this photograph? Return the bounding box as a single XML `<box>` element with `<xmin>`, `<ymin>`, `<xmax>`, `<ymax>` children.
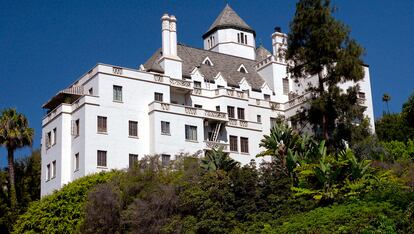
<box><xmin>169</xmin><ymin>78</ymin><xmax>192</xmax><ymax>91</ymax></box>
<box><xmin>204</xmin><ymin>141</ymin><xmax>229</xmax><ymax>151</ymax></box>
<box><xmin>215</xmin><ymin>88</ymin><xmax>247</xmax><ymax>99</ymax></box>
<box><xmin>227</xmin><ymin>118</ymin><xmax>262</xmax><ymax>131</ymax></box>
<box><xmin>148</xmin><ymin>101</ymin><xmax>228</xmax><ymax>122</ymax></box>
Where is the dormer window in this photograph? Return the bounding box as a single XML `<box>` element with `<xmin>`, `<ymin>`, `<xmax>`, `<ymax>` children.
<box><xmin>202</xmin><ymin>57</ymin><xmax>214</xmax><ymax>66</ymax></box>
<box><xmin>237</xmin><ymin>64</ymin><xmax>248</xmax><ymax>73</ymax></box>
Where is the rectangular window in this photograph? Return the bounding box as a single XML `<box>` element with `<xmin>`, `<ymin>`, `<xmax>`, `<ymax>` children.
<box><xmin>162</xmin><ymin>154</ymin><xmax>170</xmax><ymax>167</ymax></box>
<box><xmin>97</xmin><ymin>116</ymin><xmax>107</xmax><ymax>133</ymax></box>
<box><xmin>46</xmin><ymin>131</ymin><xmax>51</xmax><ymax>148</ymax></box>
<box><xmin>264</xmin><ymin>94</ymin><xmax>271</xmax><ymax>101</ymax></box>
<box><xmin>358</xmin><ymin>92</ymin><xmax>366</xmax><ymax>99</ymax></box>
<box><xmin>194</xmin><ymin>81</ymin><xmax>201</xmax><ymax>88</ymax></box>
<box><xmin>230</xmin><ymin>135</ymin><xmax>238</xmax><ymax>152</ymax></box>
<box><xmin>270</xmin><ymin>117</ymin><xmax>278</xmax><ymax>129</ymax></box>
<box><xmin>240</xmin><ymin>32</ymin><xmax>244</xmax><ymax>44</ymax></box>
<box><xmin>240</xmin><ymin>137</ymin><xmax>249</xmax><ymax>153</ymax></box>
<box><xmin>283</xmin><ymin>78</ymin><xmax>289</xmax><ymax>95</ymax></box>
<box><xmin>74</xmin><ymin>153</ymin><xmax>79</xmax><ymax>171</ymax></box>
<box><xmin>52</xmin><ymin>128</ymin><xmax>57</xmax><ymax>145</ymax></box>
<box><xmin>185</xmin><ymin>125</ymin><xmax>197</xmax><ymax>141</ymax></box>
<box><xmin>129</xmin><ymin>154</ymin><xmax>138</xmax><ymax>168</ymax></box>
<box><xmin>113</xmin><ymin>85</ymin><xmax>123</xmax><ymax>102</ymax></box>
<box><xmin>161</xmin><ymin>121</ymin><xmax>170</xmax><ymax>135</ymax></box>
<box><xmin>245</xmin><ymin>34</ymin><xmax>248</xmax><ymax>44</ymax></box>
<box><xmin>237</xmin><ymin>108</ymin><xmax>245</xmax><ymax>120</ymax></box>
<box><xmin>215</xmin><ymin>106</ymin><xmax>220</xmax><ymax>111</ymax></box>
<box><xmin>194</xmin><ymin>104</ymin><xmax>202</xmax><ymax>108</ymax></box>
<box><xmin>129</xmin><ymin>121</ymin><xmax>138</xmax><ymax>137</ymax></box>
<box><xmin>46</xmin><ymin>164</ymin><xmax>50</xmax><ymax>181</ymax></box>
<box><xmin>97</xmin><ymin>150</ymin><xmax>107</xmax><ymax>167</ymax></box>
<box><xmin>154</xmin><ymin>92</ymin><xmax>163</xmax><ymax>102</ymax></box>
<box><xmin>72</xmin><ymin>119</ymin><xmax>80</xmax><ymax>137</ymax></box>
<box><xmin>257</xmin><ymin>115</ymin><xmax>262</xmax><ymax>123</ymax></box>
<box><xmin>227</xmin><ymin>106</ymin><xmax>235</xmax><ymax>118</ymax></box>
<box><xmin>52</xmin><ymin>160</ymin><xmax>56</xmax><ymax>178</ymax></box>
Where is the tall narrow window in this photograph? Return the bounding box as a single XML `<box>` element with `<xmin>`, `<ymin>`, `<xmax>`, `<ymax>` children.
<box><xmin>283</xmin><ymin>78</ymin><xmax>289</xmax><ymax>95</ymax></box>
<box><xmin>46</xmin><ymin>131</ymin><xmax>51</xmax><ymax>148</ymax></box>
<box><xmin>129</xmin><ymin>154</ymin><xmax>138</xmax><ymax>168</ymax></box>
<box><xmin>245</xmin><ymin>34</ymin><xmax>248</xmax><ymax>44</ymax></box>
<box><xmin>46</xmin><ymin>164</ymin><xmax>51</xmax><ymax>181</ymax></box>
<box><xmin>97</xmin><ymin>116</ymin><xmax>107</xmax><ymax>133</ymax></box>
<box><xmin>230</xmin><ymin>135</ymin><xmax>238</xmax><ymax>152</ymax></box>
<box><xmin>216</xmin><ymin>106</ymin><xmax>220</xmax><ymax>111</ymax></box>
<box><xmin>154</xmin><ymin>92</ymin><xmax>163</xmax><ymax>102</ymax></box>
<box><xmin>129</xmin><ymin>121</ymin><xmax>138</xmax><ymax>137</ymax></box>
<box><xmin>73</xmin><ymin>119</ymin><xmax>80</xmax><ymax>137</ymax></box>
<box><xmin>240</xmin><ymin>137</ymin><xmax>249</xmax><ymax>153</ymax></box>
<box><xmin>162</xmin><ymin>154</ymin><xmax>171</xmax><ymax>167</ymax></box>
<box><xmin>185</xmin><ymin>125</ymin><xmax>197</xmax><ymax>141</ymax></box>
<box><xmin>113</xmin><ymin>85</ymin><xmax>123</xmax><ymax>102</ymax></box>
<box><xmin>52</xmin><ymin>128</ymin><xmax>57</xmax><ymax>145</ymax></box>
<box><xmin>237</xmin><ymin>33</ymin><xmax>240</xmax><ymax>43</ymax></box>
<box><xmin>270</xmin><ymin>117</ymin><xmax>278</xmax><ymax>129</ymax></box>
<box><xmin>257</xmin><ymin>115</ymin><xmax>262</xmax><ymax>123</ymax></box>
<box><xmin>74</xmin><ymin>153</ymin><xmax>79</xmax><ymax>171</ymax></box>
<box><xmin>237</xmin><ymin>108</ymin><xmax>245</xmax><ymax>120</ymax></box>
<box><xmin>227</xmin><ymin>106</ymin><xmax>235</xmax><ymax>118</ymax></box>
<box><xmin>52</xmin><ymin>160</ymin><xmax>56</xmax><ymax>178</ymax></box>
<box><xmin>161</xmin><ymin>121</ymin><xmax>170</xmax><ymax>135</ymax></box>
<box><xmin>240</xmin><ymin>32</ymin><xmax>244</xmax><ymax>44</ymax></box>
<box><xmin>97</xmin><ymin>150</ymin><xmax>107</xmax><ymax>167</ymax></box>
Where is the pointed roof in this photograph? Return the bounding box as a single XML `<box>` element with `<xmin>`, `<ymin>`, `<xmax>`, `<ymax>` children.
<box><xmin>203</xmin><ymin>4</ymin><xmax>255</xmax><ymax>39</ymax></box>
<box><xmin>255</xmin><ymin>46</ymin><xmax>272</xmax><ymax>62</ymax></box>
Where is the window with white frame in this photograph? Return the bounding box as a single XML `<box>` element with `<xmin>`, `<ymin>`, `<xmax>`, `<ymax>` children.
<box><xmin>52</xmin><ymin>160</ymin><xmax>56</xmax><ymax>178</ymax></box>
<box><xmin>257</xmin><ymin>115</ymin><xmax>262</xmax><ymax>123</ymax></box>
<box><xmin>46</xmin><ymin>131</ymin><xmax>51</xmax><ymax>148</ymax></box>
<box><xmin>97</xmin><ymin>116</ymin><xmax>107</xmax><ymax>133</ymax></box>
<box><xmin>72</xmin><ymin>119</ymin><xmax>80</xmax><ymax>137</ymax></box>
<box><xmin>185</xmin><ymin>125</ymin><xmax>197</xmax><ymax>141</ymax></box>
<box><xmin>161</xmin><ymin>121</ymin><xmax>170</xmax><ymax>135</ymax></box>
<box><xmin>194</xmin><ymin>81</ymin><xmax>202</xmax><ymax>88</ymax></box>
<box><xmin>227</xmin><ymin>106</ymin><xmax>235</xmax><ymax>118</ymax></box>
<box><xmin>74</xmin><ymin>153</ymin><xmax>79</xmax><ymax>171</ymax></box>
<box><xmin>97</xmin><ymin>150</ymin><xmax>107</xmax><ymax>167</ymax></box>
<box><xmin>154</xmin><ymin>92</ymin><xmax>163</xmax><ymax>102</ymax></box>
<box><xmin>52</xmin><ymin>128</ymin><xmax>57</xmax><ymax>145</ymax></box>
<box><xmin>46</xmin><ymin>164</ymin><xmax>51</xmax><ymax>181</ymax></box>
<box><xmin>129</xmin><ymin>121</ymin><xmax>138</xmax><ymax>137</ymax></box>
<box><xmin>113</xmin><ymin>85</ymin><xmax>123</xmax><ymax>102</ymax></box>
<box><xmin>162</xmin><ymin>154</ymin><xmax>170</xmax><ymax>166</ymax></box>
<box><xmin>237</xmin><ymin>108</ymin><xmax>245</xmax><ymax>120</ymax></box>
<box><xmin>129</xmin><ymin>154</ymin><xmax>138</xmax><ymax>168</ymax></box>
<box><xmin>283</xmin><ymin>78</ymin><xmax>289</xmax><ymax>95</ymax></box>
<box><xmin>240</xmin><ymin>137</ymin><xmax>249</xmax><ymax>153</ymax></box>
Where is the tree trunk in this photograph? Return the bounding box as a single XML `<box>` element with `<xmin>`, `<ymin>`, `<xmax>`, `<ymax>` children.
<box><xmin>318</xmin><ymin>72</ymin><xmax>329</xmax><ymax>142</ymax></box>
<box><xmin>7</xmin><ymin>148</ymin><xmax>17</xmax><ymax>209</ymax></box>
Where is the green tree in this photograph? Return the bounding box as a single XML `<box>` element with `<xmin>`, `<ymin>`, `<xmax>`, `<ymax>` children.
<box><xmin>402</xmin><ymin>91</ymin><xmax>414</xmax><ymax>127</ymax></box>
<box><xmin>375</xmin><ymin>113</ymin><xmax>414</xmax><ymax>142</ymax></box>
<box><xmin>382</xmin><ymin>93</ymin><xmax>391</xmax><ymax>114</ymax></box>
<box><xmin>287</xmin><ymin>0</ymin><xmax>366</xmax><ymax>149</ymax></box>
<box><xmin>0</xmin><ymin>109</ymin><xmax>34</xmax><ymax>209</ymax></box>
<box><xmin>201</xmin><ymin>147</ymin><xmax>239</xmax><ymax>172</ymax></box>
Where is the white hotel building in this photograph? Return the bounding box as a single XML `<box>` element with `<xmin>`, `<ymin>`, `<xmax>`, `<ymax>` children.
<box><xmin>41</xmin><ymin>5</ymin><xmax>375</xmax><ymax>196</ymax></box>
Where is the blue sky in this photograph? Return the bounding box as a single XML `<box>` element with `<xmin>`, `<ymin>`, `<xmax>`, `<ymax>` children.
<box><xmin>1</xmin><ymin>0</ymin><xmax>413</xmax><ymax>166</ymax></box>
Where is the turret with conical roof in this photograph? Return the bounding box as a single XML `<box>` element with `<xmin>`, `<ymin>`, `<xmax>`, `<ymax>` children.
<box><xmin>203</xmin><ymin>4</ymin><xmax>256</xmax><ymax>60</ymax></box>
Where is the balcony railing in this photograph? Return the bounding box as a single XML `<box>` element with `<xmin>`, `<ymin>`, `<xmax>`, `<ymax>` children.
<box><xmin>227</xmin><ymin>118</ymin><xmax>262</xmax><ymax>130</ymax></box>
<box><xmin>170</xmin><ymin>78</ymin><xmax>192</xmax><ymax>89</ymax></box>
<box><xmin>62</xmin><ymin>86</ymin><xmax>84</xmax><ymax>95</ymax></box>
<box><xmin>149</xmin><ymin>102</ymin><xmax>228</xmax><ymax>121</ymax></box>
<box><xmin>214</xmin><ymin>88</ymin><xmax>247</xmax><ymax>99</ymax></box>
<box><xmin>204</xmin><ymin>141</ymin><xmax>228</xmax><ymax>151</ymax></box>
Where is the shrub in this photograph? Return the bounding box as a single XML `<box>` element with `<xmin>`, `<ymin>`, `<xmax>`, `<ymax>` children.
<box><xmin>12</xmin><ymin>171</ymin><xmax>116</xmax><ymax>234</ymax></box>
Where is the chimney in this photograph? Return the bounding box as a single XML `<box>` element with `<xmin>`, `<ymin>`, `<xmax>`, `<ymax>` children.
<box><xmin>274</xmin><ymin>26</ymin><xmax>282</xmax><ymax>33</ymax></box>
<box><xmin>158</xmin><ymin>13</ymin><xmax>182</xmax><ymax>79</ymax></box>
<box><xmin>169</xmin><ymin>15</ymin><xmax>177</xmax><ymax>56</ymax></box>
<box><xmin>161</xmin><ymin>14</ymin><xmax>171</xmax><ymax>57</ymax></box>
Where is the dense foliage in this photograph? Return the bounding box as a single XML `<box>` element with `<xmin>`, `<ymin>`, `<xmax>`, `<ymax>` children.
<box><xmin>12</xmin><ymin>171</ymin><xmax>117</xmax><ymax>234</ymax></box>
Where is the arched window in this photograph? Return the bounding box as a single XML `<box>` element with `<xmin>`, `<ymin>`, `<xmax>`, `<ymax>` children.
<box><xmin>239</xmin><ymin>67</ymin><xmax>247</xmax><ymax>73</ymax></box>
<box><xmin>205</xmin><ymin>60</ymin><xmax>211</xmax><ymax>66</ymax></box>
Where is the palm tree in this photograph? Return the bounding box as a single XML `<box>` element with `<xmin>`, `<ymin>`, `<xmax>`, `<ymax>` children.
<box><xmin>382</xmin><ymin>93</ymin><xmax>391</xmax><ymax>114</ymax></box>
<box><xmin>0</xmin><ymin>109</ymin><xmax>34</xmax><ymax>208</ymax></box>
<box><xmin>201</xmin><ymin>147</ymin><xmax>239</xmax><ymax>172</ymax></box>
